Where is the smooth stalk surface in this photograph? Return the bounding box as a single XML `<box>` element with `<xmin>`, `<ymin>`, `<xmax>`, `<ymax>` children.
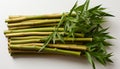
<box><xmin>5</xmin><ymin>27</ymin><xmax>64</xmax><ymax>34</ymax></box>
<box><xmin>5</xmin><ymin>32</ymin><xmax>53</xmax><ymax>37</ymax></box>
<box><xmin>9</xmin><ymin>23</ymin><xmax>58</xmax><ymax>30</ymax></box>
<box><xmin>10</xmin><ymin>43</ymin><xmax>87</xmax><ymax>50</ymax></box>
<box><xmin>5</xmin><ymin>32</ymin><xmax>84</xmax><ymax>37</ymax></box>
<box><xmin>6</xmin><ymin>13</ymin><xmax>76</xmax><ymax>22</ymax></box>
<box><xmin>10</xmin><ymin>38</ymin><xmax>92</xmax><ymax>44</ymax></box>
<box><xmin>7</xmin><ymin>19</ymin><xmax>60</xmax><ymax>27</ymax></box>
<box><xmin>10</xmin><ymin>45</ymin><xmax>81</xmax><ymax>56</ymax></box>
<box><xmin>9</xmin><ymin>50</ymin><xmax>68</xmax><ymax>56</ymax></box>
<box><xmin>10</xmin><ymin>36</ymin><xmax>48</xmax><ymax>40</ymax></box>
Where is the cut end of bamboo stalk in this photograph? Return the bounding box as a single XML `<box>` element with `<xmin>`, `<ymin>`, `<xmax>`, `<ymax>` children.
<box><xmin>5</xmin><ymin>17</ymin><xmax>26</xmax><ymax>23</ymax></box>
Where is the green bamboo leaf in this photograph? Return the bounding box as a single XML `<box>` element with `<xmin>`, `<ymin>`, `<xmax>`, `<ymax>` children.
<box><xmin>84</xmin><ymin>0</ymin><xmax>90</xmax><ymax>11</ymax></box>
<box><xmin>103</xmin><ymin>41</ymin><xmax>113</xmax><ymax>46</ymax></box>
<box><xmin>69</xmin><ymin>1</ymin><xmax>78</xmax><ymax>16</ymax></box>
<box><xmin>65</xmin><ymin>21</ymin><xmax>70</xmax><ymax>32</ymax></box>
<box><xmin>94</xmin><ymin>54</ymin><xmax>106</xmax><ymax>65</ymax></box>
<box><xmin>38</xmin><ymin>33</ymin><xmax>53</xmax><ymax>52</ymax></box>
<box><xmin>100</xmin><ymin>11</ymin><xmax>114</xmax><ymax>17</ymax></box>
<box><xmin>92</xmin><ymin>52</ymin><xmax>113</xmax><ymax>65</ymax></box>
<box><xmin>57</xmin><ymin>13</ymin><xmax>66</xmax><ymax>28</ymax></box>
<box><xmin>99</xmin><ymin>7</ymin><xmax>106</xmax><ymax>10</ymax></box>
<box><xmin>74</xmin><ymin>0</ymin><xmax>90</xmax><ymax>15</ymax></box>
<box><xmin>67</xmin><ymin>17</ymin><xmax>78</xmax><ymax>23</ymax></box>
<box><xmin>106</xmin><ymin>53</ymin><xmax>113</xmax><ymax>63</ymax></box>
<box><xmin>64</xmin><ymin>22</ymin><xmax>67</xmax><ymax>32</ymax></box>
<box><xmin>85</xmin><ymin>52</ymin><xmax>96</xmax><ymax>69</ymax></box>
<box><xmin>105</xmin><ymin>35</ymin><xmax>115</xmax><ymax>39</ymax></box>
<box><xmin>53</xmin><ymin>32</ymin><xmax>57</xmax><ymax>44</ymax></box>
<box><xmin>86</xmin><ymin>52</ymin><xmax>93</xmax><ymax>64</ymax></box>
<box><xmin>57</xmin><ymin>33</ymin><xmax>65</xmax><ymax>43</ymax></box>
<box><xmin>74</xmin><ymin>4</ymin><xmax>84</xmax><ymax>12</ymax></box>
<box><xmin>81</xmin><ymin>0</ymin><xmax>90</xmax><ymax>15</ymax></box>
<box><xmin>89</xmin><ymin>5</ymin><xmax>101</xmax><ymax>12</ymax></box>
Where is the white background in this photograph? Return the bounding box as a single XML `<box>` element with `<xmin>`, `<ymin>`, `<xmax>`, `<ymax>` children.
<box><xmin>0</xmin><ymin>0</ymin><xmax>120</xmax><ymax>69</ymax></box>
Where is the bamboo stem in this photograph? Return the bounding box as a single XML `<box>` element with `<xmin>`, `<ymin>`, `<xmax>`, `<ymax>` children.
<box><xmin>10</xmin><ymin>38</ymin><xmax>92</xmax><ymax>44</ymax></box>
<box><xmin>9</xmin><ymin>16</ymin><xmax>22</xmax><ymax>19</ymax></box>
<box><xmin>10</xmin><ymin>36</ymin><xmax>48</xmax><ymax>40</ymax></box>
<box><xmin>5</xmin><ymin>32</ymin><xmax>53</xmax><ymax>37</ymax></box>
<box><xmin>9</xmin><ymin>39</ymin><xmax>83</xmax><ymax>45</ymax></box>
<box><xmin>9</xmin><ymin>26</ymin><xmax>33</xmax><ymax>30</ymax></box>
<box><xmin>6</xmin><ymin>14</ymin><xmax>61</xmax><ymax>22</ymax></box>
<box><xmin>7</xmin><ymin>19</ymin><xmax>60</xmax><ymax>27</ymax></box>
<box><xmin>9</xmin><ymin>23</ymin><xmax>58</xmax><ymax>30</ymax></box>
<box><xmin>6</xmin><ymin>13</ymin><xmax>76</xmax><ymax>22</ymax></box>
<box><xmin>5</xmin><ymin>32</ymin><xmax>84</xmax><ymax>37</ymax></box>
<box><xmin>10</xmin><ymin>43</ymin><xmax>87</xmax><ymax>50</ymax></box>
<box><xmin>10</xmin><ymin>39</ymin><xmax>44</xmax><ymax>43</ymax></box>
<box><xmin>7</xmin><ymin>19</ymin><xmax>57</xmax><ymax>23</ymax></box>
<box><xmin>5</xmin><ymin>27</ymin><xmax>64</xmax><ymax>34</ymax></box>
<box><xmin>8</xmin><ymin>47</ymin><xmax>74</xmax><ymax>56</ymax></box>
<box><xmin>48</xmin><ymin>44</ymin><xmax>87</xmax><ymax>50</ymax></box>
<box><xmin>9</xmin><ymin>35</ymin><xmax>85</xmax><ymax>40</ymax></box>
<box><xmin>9</xmin><ymin>49</ymin><xmax>63</xmax><ymax>56</ymax></box>
<box><xmin>9</xmin><ymin>45</ymin><xmax>81</xmax><ymax>56</ymax></box>
<box><xmin>9</xmin><ymin>49</ymin><xmax>37</xmax><ymax>54</ymax></box>
<box><xmin>8</xmin><ymin>13</ymin><xmax>63</xmax><ymax>19</ymax></box>
<box><xmin>9</xmin><ymin>49</ymin><xmax>79</xmax><ymax>56</ymax></box>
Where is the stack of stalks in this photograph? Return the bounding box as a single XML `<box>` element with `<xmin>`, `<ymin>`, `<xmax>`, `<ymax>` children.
<box><xmin>4</xmin><ymin>13</ymin><xmax>92</xmax><ymax>56</ymax></box>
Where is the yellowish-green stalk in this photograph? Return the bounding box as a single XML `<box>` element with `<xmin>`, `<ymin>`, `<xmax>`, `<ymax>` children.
<box><xmin>5</xmin><ymin>32</ymin><xmax>84</xmax><ymax>37</ymax></box>
<box><xmin>10</xmin><ymin>37</ymin><xmax>92</xmax><ymax>44</ymax></box>
<box><xmin>10</xmin><ymin>43</ymin><xmax>87</xmax><ymax>50</ymax></box>
<box><xmin>5</xmin><ymin>32</ymin><xmax>54</xmax><ymax>37</ymax></box>
<box><xmin>6</xmin><ymin>13</ymin><xmax>76</xmax><ymax>22</ymax></box>
<box><xmin>7</xmin><ymin>19</ymin><xmax>60</xmax><ymax>27</ymax></box>
<box><xmin>10</xmin><ymin>36</ymin><xmax>48</xmax><ymax>40</ymax></box>
<box><xmin>9</xmin><ymin>49</ymin><xmax>78</xmax><ymax>56</ymax></box>
<box><xmin>9</xmin><ymin>45</ymin><xmax>81</xmax><ymax>56</ymax></box>
<box><xmin>9</xmin><ymin>16</ymin><xmax>21</xmax><ymax>19</ymax></box>
<box><xmin>8</xmin><ymin>13</ymin><xmax>65</xmax><ymax>19</ymax></box>
<box><xmin>4</xmin><ymin>27</ymin><xmax>64</xmax><ymax>34</ymax></box>
<box><xmin>9</xmin><ymin>23</ymin><xmax>58</xmax><ymax>30</ymax></box>
<box><xmin>7</xmin><ymin>19</ymin><xmax>58</xmax><ymax>23</ymax></box>
<box><xmin>9</xmin><ymin>49</ymin><xmax>59</xmax><ymax>55</ymax></box>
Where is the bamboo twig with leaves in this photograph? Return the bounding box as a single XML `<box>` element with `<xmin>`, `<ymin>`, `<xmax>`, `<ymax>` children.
<box><xmin>37</xmin><ymin>0</ymin><xmax>114</xmax><ymax>69</ymax></box>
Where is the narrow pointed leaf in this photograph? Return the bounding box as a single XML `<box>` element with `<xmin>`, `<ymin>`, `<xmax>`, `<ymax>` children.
<box><xmin>57</xmin><ymin>33</ymin><xmax>65</xmax><ymax>43</ymax></box>
<box><xmin>53</xmin><ymin>32</ymin><xmax>56</xmax><ymax>44</ymax></box>
<box><xmin>69</xmin><ymin>1</ymin><xmax>78</xmax><ymax>16</ymax></box>
<box><xmin>86</xmin><ymin>52</ymin><xmax>96</xmax><ymax>69</ymax></box>
<box><xmin>38</xmin><ymin>33</ymin><xmax>53</xmax><ymax>52</ymax></box>
<box><xmin>89</xmin><ymin>5</ymin><xmax>101</xmax><ymax>12</ymax></box>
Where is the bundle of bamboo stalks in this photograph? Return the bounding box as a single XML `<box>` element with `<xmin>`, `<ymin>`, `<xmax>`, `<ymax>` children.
<box><xmin>4</xmin><ymin>13</ymin><xmax>92</xmax><ymax>56</ymax></box>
